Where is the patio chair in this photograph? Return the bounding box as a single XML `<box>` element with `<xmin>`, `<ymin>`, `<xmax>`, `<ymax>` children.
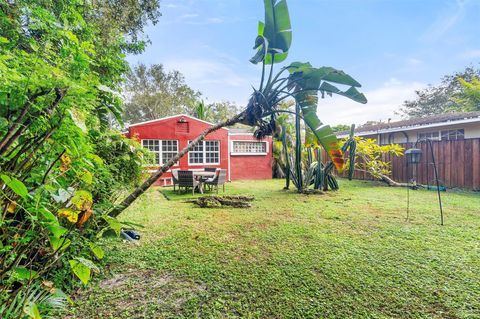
<box><xmin>200</xmin><ymin>167</ymin><xmax>218</xmax><ymax>182</ymax></box>
<box><xmin>171</xmin><ymin>169</ymin><xmax>179</xmax><ymax>192</ymax></box>
<box><xmin>205</xmin><ymin>169</ymin><xmax>227</xmax><ymax>194</ymax></box>
<box><xmin>177</xmin><ymin>170</ymin><xmax>200</xmax><ymax>195</ymax></box>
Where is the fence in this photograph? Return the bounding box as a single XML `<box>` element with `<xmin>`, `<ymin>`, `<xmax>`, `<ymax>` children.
<box><xmin>341</xmin><ymin>138</ymin><xmax>480</xmax><ymax>191</ymax></box>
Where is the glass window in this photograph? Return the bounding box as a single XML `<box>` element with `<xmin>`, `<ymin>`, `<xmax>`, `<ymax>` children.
<box><xmin>142</xmin><ymin>140</ymin><xmax>178</xmax><ymax>165</ymax></box>
<box><xmin>188</xmin><ymin>140</ymin><xmax>220</xmax><ymax>164</ymax></box>
<box><xmin>232</xmin><ymin>141</ymin><xmax>267</xmax><ymax>154</ymax></box>
<box><xmin>441</xmin><ymin>129</ymin><xmax>464</xmax><ymax>141</ymax></box>
<box><xmin>418</xmin><ymin>131</ymin><xmax>440</xmax><ymax>141</ymax></box>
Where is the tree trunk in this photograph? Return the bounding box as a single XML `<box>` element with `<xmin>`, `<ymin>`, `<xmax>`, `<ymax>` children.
<box><xmin>108</xmin><ymin>111</ymin><xmax>246</xmax><ymax>218</ymax></box>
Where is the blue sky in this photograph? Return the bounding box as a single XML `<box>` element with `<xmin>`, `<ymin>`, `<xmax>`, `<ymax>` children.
<box><xmin>127</xmin><ymin>0</ymin><xmax>480</xmax><ymax>125</ymax></box>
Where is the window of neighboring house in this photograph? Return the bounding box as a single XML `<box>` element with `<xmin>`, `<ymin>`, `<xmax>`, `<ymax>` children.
<box><xmin>188</xmin><ymin>140</ymin><xmax>220</xmax><ymax>164</ymax></box>
<box><xmin>142</xmin><ymin>139</ymin><xmax>178</xmax><ymax>165</ymax></box>
<box><xmin>418</xmin><ymin>131</ymin><xmax>440</xmax><ymax>141</ymax></box>
<box><xmin>441</xmin><ymin>129</ymin><xmax>464</xmax><ymax>141</ymax></box>
<box><xmin>232</xmin><ymin>141</ymin><xmax>267</xmax><ymax>154</ymax></box>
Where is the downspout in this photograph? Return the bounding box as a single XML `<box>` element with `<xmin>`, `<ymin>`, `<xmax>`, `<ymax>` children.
<box><xmin>228</xmin><ymin>133</ymin><xmax>231</xmax><ymax>181</ymax></box>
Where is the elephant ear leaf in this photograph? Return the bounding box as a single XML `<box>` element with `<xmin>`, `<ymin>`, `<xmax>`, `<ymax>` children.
<box><xmin>251</xmin><ymin>0</ymin><xmax>292</xmax><ymax>65</ymax></box>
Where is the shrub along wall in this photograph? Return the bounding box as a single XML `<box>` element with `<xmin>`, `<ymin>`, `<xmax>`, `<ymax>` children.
<box><xmin>338</xmin><ymin>138</ymin><xmax>480</xmax><ymax>190</ymax></box>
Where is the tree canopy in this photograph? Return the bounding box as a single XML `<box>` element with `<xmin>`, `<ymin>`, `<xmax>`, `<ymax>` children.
<box><xmin>0</xmin><ymin>1</ymin><xmax>157</xmax><ymax>316</ymax></box>
<box><xmin>398</xmin><ymin>66</ymin><xmax>480</xmax><ymax>118</ymax></box>
<box><xmin>123</xmin><ymin>63</ymin><xmax>201</xmax><ymax>124</ymax></box>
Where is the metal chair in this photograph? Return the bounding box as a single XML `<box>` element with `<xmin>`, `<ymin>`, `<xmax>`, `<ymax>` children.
<box><xmin>205</xmin><ymin>169</ymin><xmax>227</xmax><ymax>193</ymax></box>
<box><xmin>171</xmin><ymin>169</ymin><xmax>179</xmax><ymax>192</ymax></box>
<box><xmin>177</xmin><ymin>170</ymin><xmax>200</xmax><ymax>195</ymax></box>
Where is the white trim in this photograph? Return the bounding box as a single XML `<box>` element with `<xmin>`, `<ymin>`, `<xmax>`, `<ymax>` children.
<box><xmin>227</xmin><ymin>134</ymin><xmax>231</xmax><ymax>181</ymax></box>
<box><xmin>187</xmin><ymin>140</ymin><xmax>221</xmax><ymax>165</ymax></box>
<box><xmin>230</xmin><ymin>140</ymin><xmax>269</xmax><ymax>156</ymax></box>
<box><xmin>141</xmin><ymin>139</ymin><xmax>179</xmax><ymax>167</ymax></box>
<box><xmin>337</xmin><ymin>117</ymin><xmax>480</xmax><ymax>138</ymax></box>
<box><xmin>128</xmin><ymin>114</ymin><xmax>229</xmax><ymax>130</ymax></box>
<box><xmin>228</xmin><ymin>132</ymin><xmax>255</xmax><ymax>136</ymax></box>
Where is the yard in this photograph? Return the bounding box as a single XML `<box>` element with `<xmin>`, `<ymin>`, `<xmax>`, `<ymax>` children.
<box><xmin>66</xmin><ymin>179</ymin><xmax>480</xmax><ymax>319</ymax></box>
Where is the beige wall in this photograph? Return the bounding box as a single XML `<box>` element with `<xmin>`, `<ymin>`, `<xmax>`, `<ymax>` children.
<box><xmin>358</xmin><ymin>121</ymin><xmax>480</xmax><ymax>144</ymax></box>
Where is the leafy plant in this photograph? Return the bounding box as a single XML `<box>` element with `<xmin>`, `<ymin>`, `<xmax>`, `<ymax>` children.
<box><xmin>347</xmin><ymin>137</ymin><xmax>404</xmax><ymax>181</ymax></box>
<box><xmin>110</xmin><ymin>0</ymin><xmax>367</xmax><ymax>218</ymax></box>
<box><xmin>0</xmin><ymin>1</ymin><xmax>155</xmax><ymax>317</ymax></box>
<box><xmin>282</xmin><ymin>124</ymin><xmax>357</xmax><ymax>192</ymax></box>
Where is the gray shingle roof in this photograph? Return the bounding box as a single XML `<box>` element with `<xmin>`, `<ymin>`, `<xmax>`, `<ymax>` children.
<box><xmin>337</xmin><ymin>111</ymin><xmax>480</xmax><ymax>136</ymax></box>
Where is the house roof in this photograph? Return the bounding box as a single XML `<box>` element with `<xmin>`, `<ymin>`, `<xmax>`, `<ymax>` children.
<box><xmin>127</xmin><ymin>114</ymin><xmax>229</xmax><ymax>131</ymax></box>
<box><xmin>336</xmin><ymin>111</ymin><xmax>480</xmax><ymax>137</ymax></box>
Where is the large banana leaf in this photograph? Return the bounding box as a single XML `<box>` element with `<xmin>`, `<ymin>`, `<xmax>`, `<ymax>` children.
<box><xmin>287</xmin><ymin>62</ymin><xmax>367</xmax><ymax>171</ymax></box>
<box><xmin>250</xmin><ymin>0</ymin><xmax>292</xmax><ymax>65</ymax></box>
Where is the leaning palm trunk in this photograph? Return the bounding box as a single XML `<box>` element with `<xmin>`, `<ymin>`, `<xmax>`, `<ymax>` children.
<box><xmin>108</xmin><ymin>112</ymin><xmax>245</xmax><ymax>218</ymax></box>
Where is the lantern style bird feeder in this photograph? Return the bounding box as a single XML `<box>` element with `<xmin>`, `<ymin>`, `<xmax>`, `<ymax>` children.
<box><xmin>405</xmin><ymin>148</ymin><xmax>422</xmax><ymax>164</ymax></box>
<box><xmin>405</xmin><ymin>144</ymin><xmax>444</xmax><ymax>225</ymax></box>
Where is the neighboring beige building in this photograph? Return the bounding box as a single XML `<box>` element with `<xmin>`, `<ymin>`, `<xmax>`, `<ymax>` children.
<box><xmin>337</xmin><ymin>111</ymin><xmax>480</xmax><ymax>144</ymax></box>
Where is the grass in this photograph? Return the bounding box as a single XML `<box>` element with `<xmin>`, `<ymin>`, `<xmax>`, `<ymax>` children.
<box><xmin>65</xmin><ymin>179</ymin><xmax>480</xmax><ymax>319</ymax></box>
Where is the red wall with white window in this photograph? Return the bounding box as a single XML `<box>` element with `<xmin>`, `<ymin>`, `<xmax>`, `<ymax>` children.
<box><xmin>229</xmin><ymin>134</ymin><xmax>273</xmax><ymax>180</ymax></box>
<box><xmin>126</xmin><ymin>115</ymin><xmax>272</xmax><ymax>185</ymax></box>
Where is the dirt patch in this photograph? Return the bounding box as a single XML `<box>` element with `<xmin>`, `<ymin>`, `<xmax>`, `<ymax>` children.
<box><xmin>70</xmin><ymin>269</ymin><xmax>207</xmax><ymax>318</ymax></box>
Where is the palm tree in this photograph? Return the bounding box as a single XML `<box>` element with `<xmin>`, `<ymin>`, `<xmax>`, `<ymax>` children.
<box><xmin>109</xmin><ymin>0</ymin><xmax>367</xmax><ymax>218</ymax></box>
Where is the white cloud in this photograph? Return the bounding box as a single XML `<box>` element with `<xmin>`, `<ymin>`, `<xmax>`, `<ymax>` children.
<box><xmin>460</xmin><ymin>49</ymin><xmax>480</xmax><ymax>59</ymax></box>
<box><xmin>406</xmin><ymin>58</ymin><xmax>423</xmax><ymax>67</ymax></box>
<box><xmin>162</xmin><ymin>58</ymin><xmax>255</xmax><ymax>105</ymax></box>
<box><xmin>318</xmin><ymin>78</ymin><xmax>425</xmax><ymax>126</ymax></box>
<box><xmin>421</xmin><ymin>0</ymin><xmax>468</xmax><ymax>42</ymax></box>
<box><xmin>181</xmin><ymin>13</ymin><xmax>199</xmax><ymax>19</ymax></box>
<box><xmin>206</xmin><ymin>17</ymin><xmax>223</xmax><ymax>24</ymax></box>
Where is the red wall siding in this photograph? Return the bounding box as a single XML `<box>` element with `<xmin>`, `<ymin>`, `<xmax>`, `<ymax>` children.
<box><xmin>127</xmin><ymin>115</ymin><xmax>273</xmax><ymax>185</ymax></box>
<box><xmin>128</xmin><ymin>115</ymin><xmax>229</xmax><ymax>185</ymax></box>
<box><xmin>229</xmin><ymin>135</ymin><xmax>273</xmax><ymax>180</ymax></box>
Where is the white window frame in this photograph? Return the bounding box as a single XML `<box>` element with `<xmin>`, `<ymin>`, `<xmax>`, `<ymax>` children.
<box><xmin>441</xmin><ymin>129</ymin><xmax>465</xmax><ymax>141</ymax></box>
<box><xmin>418</xmin><ymin>131</ymin><xmax>440</xmax><ymax>141</ymax></box>
<box><xmin>187</xmin><ymin>140</ymin><xmax>220</xmax><ymax>165</ymax></box>
<box><xmin>230</xmin><ymin>140</ymin><xmax>268</xmax><ymax>156</ymax></box>
<box><xmin>141</xmin><ymin>139</ymin><xmax>179</xmax><ymax>166</ymax></box>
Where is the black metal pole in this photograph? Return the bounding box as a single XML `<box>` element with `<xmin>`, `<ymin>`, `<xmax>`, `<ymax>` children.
<box><xmin>427</xmin><ymin>139</ymin><xmax>444</xmax><ymax>225</ymax></box>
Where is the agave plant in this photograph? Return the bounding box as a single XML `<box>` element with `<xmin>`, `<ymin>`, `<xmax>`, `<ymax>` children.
<box><xmin>281</xmin><ymin>122</ymin><xmax>357</xmax><ymax>192</ymax></box>
<box><xmin>110</xmin><ymin>0</ymin><xmax>367</xmax><ymax>217</ymax></box>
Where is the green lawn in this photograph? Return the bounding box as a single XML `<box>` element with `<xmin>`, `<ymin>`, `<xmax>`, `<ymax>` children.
<box><xmin>66</xmin><ymin>179</ymin><xmax>480</xmax><ymax>319</ymax></box>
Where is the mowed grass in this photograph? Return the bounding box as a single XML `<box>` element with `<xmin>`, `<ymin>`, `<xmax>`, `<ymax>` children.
<box><xmin>66</xmin><ymin>179</ymin><xmax>480</xmax><ymax>319</ymax></box>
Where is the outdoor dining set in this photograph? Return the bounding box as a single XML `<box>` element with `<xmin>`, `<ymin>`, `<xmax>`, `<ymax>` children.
<box><xmin>171</xmin><ymin>168</ymin><xmax>227</xmax><ymax>195</ymax></box>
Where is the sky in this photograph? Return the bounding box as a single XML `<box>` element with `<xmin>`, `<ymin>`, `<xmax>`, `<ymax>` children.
<box><xmin>127</xmin><ymin>0</ymin><xmax>480</xmax><ymax>125</ymax></box>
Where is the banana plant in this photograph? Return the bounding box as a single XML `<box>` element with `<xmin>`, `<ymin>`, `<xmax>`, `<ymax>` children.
<box><xmin>244</xmin><ymin>0</ymin><xmax>367</xmax><ymax>171</ymax></box>
<box><xmin>110</xmin><ymin>0</ymin><xmax>367</xmax><ymax>218</ymax></box>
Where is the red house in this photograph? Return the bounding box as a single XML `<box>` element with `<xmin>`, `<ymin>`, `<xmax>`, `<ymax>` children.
<box><xmin>125</xmin><ymin>114</ymin><xmax>273</xmax><ymax>186</ymax></box>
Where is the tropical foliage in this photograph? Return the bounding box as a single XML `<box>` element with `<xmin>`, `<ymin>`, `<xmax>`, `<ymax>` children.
<box><xmin>349</xmin><ymin>137</ymin><xmax>404</xmax><ymax>179</ymax></box>
<box><xmin>399</xmin><ymin>66</ymin><xmax>480</xmax><ymax>118</ymax></box>
<box><xmin>109</xmin><ymin>0</ymin><xmax>367</xmax><ymax>218</ymax></box>
<box><xmin>0</xmin><ymin>1</ymin><xmax>156</xmax><ymax>317</ymax></box>
<box><xmin>281</xmin><ymin>121</ymin><xmax>356</xmax><ymax>192</ymax></box>
<box><xmin>456</xmin><ymin>76</ymin><xmax>480</xmax><ymax>112</ymax></box>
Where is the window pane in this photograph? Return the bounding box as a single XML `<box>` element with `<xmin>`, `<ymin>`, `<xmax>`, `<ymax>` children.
<box><xmin>188</xmin><ymin>140</ymin><xmax>204</xmax><ymax>164</ymax></box>
<box><xmin>160</xmin><ymin>140</ymin><xmax>178</xmax><ymax>164</ymax></box>
<box><xmin>205</xmin><ymin>140</ymin><xmax>219</xmax><ymax>164</ymax></box>
<box><xmin>142</xmin><ymin>139</ymin><xmax>161</xmax><ymax>165</ymax></box>
<box><xmin>233</xmin><ymin>141</ymin><xmax>266</xmax><ymax>153</ymax></box>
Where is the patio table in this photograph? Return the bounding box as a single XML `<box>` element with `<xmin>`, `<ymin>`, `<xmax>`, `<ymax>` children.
<box><xmin>192</xmin><ymin>171</ymin><xmax>216</xmax><ymax>193</ymax></box>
